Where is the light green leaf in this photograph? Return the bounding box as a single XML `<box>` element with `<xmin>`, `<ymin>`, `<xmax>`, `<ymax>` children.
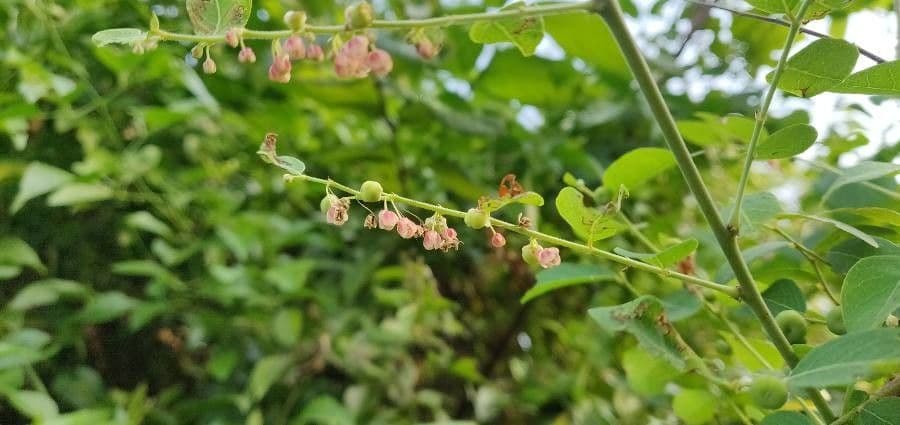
<box><xmin>294</xmin><ymin>396</ymin><xmax>354</xmax><ymax>425</ymax></box>
<box><xmin>555</xmin><ymin>187</ymin><xmax>624</xmax><ymax>242</ymax></box>
<box><xmin>756</xmin><ymin>124</ymin><xmax>817</xmax><ymax>159</ymax></box>
<box><xmin>661</xmin><ymin>289</ymin><xmax>702</xmax><ymax>322</ymax></box>
<box><xmin>823</xmin><ymin>161</ymin><xmax>900</xmax><ymax>201</ymax></box>
<box><xmin>762</xmin><ymin>279</ymin><xmax>806</xmax><ymax>315</ymax></box>
<box><xmin>2</xmin><ymin>390</ymin><xmax>58</xmax><ymax>420</ymax></box>
<box><xmin>272</xmin><ymin>309</ymin><xmax>303</xmax><ymax>347</ymax></box>
<box><xmin>781</xmin><ymin>213</ymin><xmax>878</xmax><ymax>247</ymax></box>
<box><xmin>0</xmin><ymin>237</ymin><xmax>45</xmax><ymax>274</ymax></box>
<box><xmin>787</xmin><ymin>328</ymin><xmax>900</xmax><ymax>390</ymax></box>
<box><xmin>761</xmin><ymin>411</ymin><xmax>810</xmax><ymax>425</ymax></box>
<box><xmin>520</xmin><ymin>264</ymin><xmax>616</xmax><ymax>304</ymax></box>
<box><xmin>621</xmin><ymin>347</ymin><xmax>682</xmax><ymax>396</ymax></box>
<box><xmin>857</xmin><ymin>397</ymin><xmax>900</xmax><ymax>425</ymax></box>
<box><xmin>716</xmin><ymin>241</ymin><xmax>791</xmax><ymax>282</ymax></box>
<box><xmin>673</xmin><ymin>389</ymin><xmax>717</xmax><ymax>425</ymax></box>
<box><xmin>842</xmin><ymin>256</ymin><xmax>900</xmax><ymax>333</ymax></box>
<box><xmin>828</xmin><ymin>207</ymin><xmax>900</xmax><ymax>229</ymax></box>
<box><xmin>721</xmin><ymin>332</ymin><xmax>785</xmax><ymax>371</ymax></box>
<box><xmin>186</xmin><ymin>0</ymin><xmax>252</xmax><ymax>35</ymax></box>
<box><xmin>769</xmin><ymin>39</ymin><xmax>859</xmax><ymax>97</ymax></box>
<box><xmin>480</xmin><ymin>191</ymin><xmax>545</xmax><ymax>214</ymax></box>
<box><xmin>827</xmin><ymin>237</ymin><xmax>900</xmax><ymax>274</ymax></box>
<box><xmin>677</xmin><ymin>113</ymin><xmax>760</xmax><ymax>146</ymax></box>
<box><xmin>125</xmin><ymin>211</ymin><xmax>173</xmax><ymax>239</ymax></box>
<box><xmin>91</xmin><ymin>28</ymin><xmax>147</xmax><ymax>46</ymax></box>
<box><xmin>469</xmin><ymin>3</ymin><xmax>544</xmax><ymax>56</ymax></box>
<box><xmin>77</xmin><ymin>292</ymin><xmax>139</xmax><ymax>324</ymax></box>
<box><xmin>47</xmin><ymin>183</ymin><xmax>114</xmax><ymax>207</ymax></box>
<box><xmin>589</xmin><ymin>296</ymin><xmax>686</xmax><ymax>370</ymax></box>
<box><xmin>614</xmin><ymin>238</ymin><xmax>698</xmax><ymax>268</ymax></box>
<box><xmin>831</xmin><ymin>60</ymin><xmax>900</xmax><ymax>96</ymax></box>
<box><xmin>249</xmin><ymin>354</ymin><xmax>293</xmax><ymax>400</ymax></box>
<box><xmin>11</xmin><ymin>162</ymin><xmax>74</xmax><ymax>213</ymax></box>
<box><xmin>8</xmin><ymin>279</ymin><xmax>86</xmax><ymax>311</ymax></box>
<box><xmin>257</xmin><ymin>137</ymin><xmax>306</xmax><ymax>176</ymax></box>
<box><xmin>602</xmin><ymin>147</ymin><xmax>676</xmax><ymax>193</ymax></box>
<box><xmin>723</xmin><ymin>192</ymin><xmax>783</xmax><ymax>235</ymax></box>
<box><xmin>544</xmin><ymin>13</ymin><xmax>630</xmax><ymax>80</ymax></box>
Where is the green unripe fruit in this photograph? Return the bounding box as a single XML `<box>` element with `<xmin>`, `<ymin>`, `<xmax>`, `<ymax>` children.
<box><xmin>521</xmin><ymin>244</ymin><xmax>539</xmax><ymax>266</ymax></box>
<box><xmin>463</xmin><ymin>208</ymin><xmax>490</xmax><ymax>229</ymax></box>
<box><xmin>283</xmin><ymin>10</ymin><xmax>307</xmax><ymax>32</ymax></box>
<box><xmin>775</xmin><ymin>310</ymin><xmax>808</xmax><ymax>344</ymax></box>
<box><xmin>748</xmin><ymin>376</ymin><xmax>789</xmax><ymax>409</ymax></box>
<box><xmin>344</xmin><ymin>1</ymin><xmax>374</xmax><ymax>29</ymax></box>
<box><xmin>826</xmin><ymin>308</ymin><xmax>846</xmax><ymax>335</ymax></box>
<box><xmin>320</xmin><ymin>194</ymin><xmax>338</xmax><ymax>214</ymax></box>
<box><xmin>358</xmin><ymin>181</ymin><xmax>383</xmax><ymax>202</ymax></box>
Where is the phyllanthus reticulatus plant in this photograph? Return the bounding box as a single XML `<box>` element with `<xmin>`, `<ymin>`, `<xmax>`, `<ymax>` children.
<box><xmin>92</xmin><ymin>0</ymin><xmax>900</xmax><ymax>423</ymax></box>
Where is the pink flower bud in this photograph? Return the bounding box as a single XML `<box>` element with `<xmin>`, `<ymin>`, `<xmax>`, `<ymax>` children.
<box><xmin>378</xmin><ymin>209</ymin><xmax>399</xmax><ymax>230</ymax></box>
<box><xmin>202</xmin><ymin>57</ymin><xmax>217</xmax><ymax>74</ymax></box>
<box><xmin>490</xmin><ymin>232</ymin><xmax>506</xmax><ymax>248</ymax></box>
<box><xmin>238</xmin><ymin>47</ymin><xmax>257</xmax><ymax>63</ymax></box>
<box><xmin>416</xmin><ymin>39</ymin><xmax>439</xmax><ymax>60</ymax></box>
<box><xmin>268</xmin><ymin>54</ymin><xmax>292</xmax><ymax>83</ymax></box>
<box><xmin>366</xmin><ymin>49</ymin><xmax>393</xmax><ymax>77</ymax></box>
<box><xmin>345</xmin><ymin>35</ymin><xmax>369</xmax><ymax>58</ymax></box>
<box><xmin>334</xmin><ymin>36</ymin><xmax>372</xmax><ymax>78</ymax></box>
<box><xmin>225</xmin><ymin>29</ymin><xmax>240</xmax><ymax>48</ymax></box>
<box><xmin>326</xmin><ymin>203</ymin><xmax>349</xmax><ymax>226</ymax></box>
<box><xmin>423</xmin><ymin>230</ymin><xmax>442</xmax><ymax>250</ymax></box>
<box><xmin>441</xmin><ymin>228</ymin><xmax>457</xmax><ymax>240</ymax></box>
<box><xmin>537</xmin><ymin>247</ymin><xmax>561</xmax><ymax>269</ymax></box>
<box><xmin>283</xmin><ymin>36</ymin><xmax>306</xmax><ymax>60</ymax></box>
<box><xmin>306</xmin><ymin>44</ymin><xmax>325</xmax><ymax>62</ymax></box>
<box><xmin>396</xmin><ymin>217</ymin><xmax>419</xmax><ymax>239</ymax></box>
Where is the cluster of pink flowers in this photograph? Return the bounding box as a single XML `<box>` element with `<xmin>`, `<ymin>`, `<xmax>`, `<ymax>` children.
<box><xmin>333</xmin><ymin>36</ymin><xmax>393</xmax><ymax>79</ymax></box>
<box><xmin>268</xmin><ymin>36</ymin><xmax>326</xmax><ymax>83</ymax></box>
<box><xmin>522</xmin><ymin>242</ymin><xmax>561</xmax><ymax>269</ymax></box>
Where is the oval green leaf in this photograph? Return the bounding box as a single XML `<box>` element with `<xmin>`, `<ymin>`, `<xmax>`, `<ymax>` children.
<box><xmin>769</xmin><ymin>39</ymin><xmax>859</xmax><ymax>97</ymax></box>
<box><xmin>787</xmin><ymin>328</ymin><xmax>900</xmax><ymax>391</ymax></box>
<box><xmin>602</xmin><ymin>147</ymin><xmax>676</xmax><ymax>193</ymax></box>
<box><xmin>831</xmin><ymin>60</ymin><xmax>900</xmax><ymax>96</ymax></box>
<box><xmin>91</xmin><ymin>28</ymin><xmax>146</xmax><ymax>46</ymax></box>
<box><xmin>187</xmin><ymin>0</ymin><xmax>253</xmax><ymax>35</ymax></box>
<box><xmin>842</xmin><ymin>255</ymin><xmax>900</xmax><ymax>333</ymax></box>
<box><xmin>756</xmin><ymin>124</ymin><xmax>817</xmax><ymax>159</ymax></box>
<box><xmin>588</xmin><ymin>296</ymin><xmax>686</xmax><ymax>370</ymax></box>
<box><xmin>520</xmin><ymin>264</ymin><xmax>616</xmax><ymax>304</ymax></box>
<box><xmin>555</xmin><ymin>187</ymin><xmax>624</xmax><ymax>242</ymax></box>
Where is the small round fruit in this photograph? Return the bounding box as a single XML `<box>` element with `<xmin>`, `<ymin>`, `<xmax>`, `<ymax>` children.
<box><xmin>464</xmin><ymin>208</ymin><xmax>490</xmax><ymax>229</ymax></box>
<box><xmin>748</xmin><ymin>376</ymin><xmax>789</xmax><ymax>409</ymax></box>
<box><xmin>775</xmin><ymin>309</ymin><xmax>807</xmax><ymax>344</ymax></box>
<box><xmin>826</xmin><ymin>308</ymin><xmax>846</xmax><ymax>335</ymax></box>
<box><xmin>358</xmin><ymin>180</ymin><xmax>383</xmax><ymax>202</ymax></box>
<box><xmin>320</xmin><ymin>194</ymin><xmax>339</xmax><ymax>214</ymax></box>
<box><xmin>521</xmin><ymin>244</ymin><xmax>539</xmax><ymax>266</ymax></box>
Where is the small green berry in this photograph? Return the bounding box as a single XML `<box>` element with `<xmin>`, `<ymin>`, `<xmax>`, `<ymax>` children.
<box><xmin>776</xmin><ymin>310</ymin><xmax>807</xmax><ymax>344</ymax></box>
<box><xmin>283</xmin><ymin>10</ymin><xmax>307</xmax><ymax>32</ymax></box>
<box><xmin>521</xmin><ymin>243</ymin><xmax>540</xmax><ymax>266</ymax></box>
<box><xmin>464</xmin><ymin>208</ymin><xmax>490</xmax><ymax>229</ymax></box>
<box><xmin>320</xmin><ymin>194</ymin><xmax>338</xmax><ymax>214</ymax></box>
<box><xmin>748</xmin><ymin>375</ymin><xmax>789</xmax><ymax>409</ymax></box>
<box><xmin>344</xmin><ymin>1</ymin><xmax>374</xmax><ymax>29</ymax></box>
<box><xmin>358</xmin><ymin>180</ymin><xmax>383</xmax><ymax>202</ymax></box>
<box><xmin>826</xmin><ymin>308</ymin><xmax>846</xmax><ymax>335</ymax></box>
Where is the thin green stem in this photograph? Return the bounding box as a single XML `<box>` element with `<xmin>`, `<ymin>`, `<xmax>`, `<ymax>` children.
<box><xmin>832</xmin><ymin>376</ymin><xmax>900</xmax><ymax>425</ymax></box>
<box><xmin>768</xmin><ymin>225</ymin><xmax>840</xmax><ymax>304</ymax></box>
<box><xmin>154</xmin><ymin>2</ymin><xmax>591</xmax><ymax>43</ymax></box>
<box><xmin>594</xmin><ymin>0</ymin><xmax>835</xmax><ymax>420</ymax></box>
<box><xmin>729</xmin><ymin>0</ymin><xmax>814</xmax><ymax>230</ymax></box>
<box><xmin>284</xmin><ymin>173</ymin><xmax>740</xmax><ymax>297</ymax></box>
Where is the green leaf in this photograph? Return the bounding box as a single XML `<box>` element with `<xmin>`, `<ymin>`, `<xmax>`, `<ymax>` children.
<box><xmin>186</xmin><ymin>0</ymin><xmax>252</xmax><ymax>35</ymax></box>
<box><xmin>762</xmin><ymin>279</ymin><xmax>806</xmax><ymax>316</ymax></box>
<box><xmin>11</xmin><ymin>162</ymin><xmax>74</xmax><ymax>214</ymax></box>
<box><xmin>249</xmin><ymin>354</ymin><xmax>292</xmax><ymax>401</ymax></box>
<box><xmin>91</xmin><ymin>28</ymin><xmax>147</xmax><ymax>46</ymax></box>
<box><xmin>787</xmin><ymin>328</ymin><xmax>900</xmax><ymax>390</ymax></box>
<box><xmin>756</xmin><ymin>124</ymin><xmax>817</xmax><ymax>159</ymax></box>
<box><xmin>77</xmin><ymin>292</ymin><xmax>139</xmax><ymax>324</ymax></box>
<box><xmin>823</xmin><ymin>161</ymin><xmax>900</xmax><ymax>201</ymax></box>
<box><xmin>780</xmin><ymin>213</ymin><xmax>878</xmax><ymax>247</ymax></box>
<box><xmin>827</xmin><ymin>237</ymin><xmax>900</xmax><ymax>274</ymax></box>
<box><xmin>544</xmin><ymin>13</ymin><xmax>630</xmax><ymax>80</ymax></box>
<box><xmin>661</xmin><ymin>289</ymin><xmax>702</xmax><ymax>322</ymax></box>
<box><xmin>673</xmin><ymin>389</ymin><xmax>717</xmax><ymax>425</ymax></box>
<box><xmin>0</xmin><ymin>237</ymin><xmax>45</xmax><ymax>274</ymax></box>
<box><xmin>469</xmin><ymin>3</ymin><xmax>544</xmax><ymax>56</ymax></box>
<box><xmin>2</xmin><ymin>390</ymin><xmax>59</xmax><ymax>420</ymax></box>
<box><xmin>520</xmin><ymin>264</ymin><xmax>616</xmax><ymax>304</ymax></box>
<box><xmin>613</xmin><ymin>238</ymin><xmax>698</xmax><ymax>268</ymax></box>
<box><xmin>716</xmin><ymin>241</ymin><xmax>790</xmax><ymax>282</ymax></box>
<box><xmin>842</xmin><ymin>256</ymin><xmax>900</xmax><ymax>333</ymax></box>
<box><xmin>125</xmin><ymin>211</ymin><xmax>173</xmax><ymax>239</ymax></box>
<box><xmin>857</xmin><ymin>397</ymin><xmax>900</xmax><ymax>425</ymax></box>
<box><xmin>47</xmin><ymin>183</ymin><xmax>114</xmax><ymax>207</ymax></box>
<box><xmin>723</xmin><ymin>192</ymin><xmax>783</xmax><ymax>235</ymax></box>
<box><xmin>721</xmin><ymin>332</ymin><xmax>785</xmax><ymax>371</ymax></box>
<box><xmin>621</xmin><ymin>347</ymin><xmax>682</xmax><ymax>396</ymax></box>
<box><xmin>480</xmin><ymin>191</ymin><xmax>545</xmax><ymax>214</ymax></box>
<box><xmin>602</xmin><ymin>147</ymin><xmax>676</xmax><ymax>193</ymax></box>
<box><xmin>257</xmin><ymin>136</ymin><xmax>306</xmax><ymax>176</ymax></box>
<box><xmin>8</xmin><ymin>279</ymin><xmax>86</xmax><ymax>311</ymax></box>
<box><xmin>677</xmin><ymin>113</ymin><xmax>760</xmax><ymax>146</ymax></box>
<box><xmin>555</xmin><ymin>187</ymin><xmax>624</xmax><ymax>242</ymax></box>
<box><xmin>769</xmin><ymin>39</ymin><xmax>859</xmax><ymax>97</ymax></box>
<box><xmin>294</xmin><ymin>396</ymin><xmax>354</xmax><ymax>425</ymax></box>
<box><xmin>831</xmin><ymin>60</ymin><xmax>900</xmax><ymax>95</ymax></box>
<box><xmin>588</xmin><ymin>296</ymin><xmax>686</xmax><ymax>370</ymax></box>
<box><xmin>272</xmin><ymin>309</ymin><xmax>303</xmax><ymax>347</ymax></box>
<box><xmin>760</xmin><ymin>411</ymin><xmax>810</xmax><ymax>425</ymax></box>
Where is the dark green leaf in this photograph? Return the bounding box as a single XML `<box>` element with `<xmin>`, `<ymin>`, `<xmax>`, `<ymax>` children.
<box><xmin>762</xmin><ymin>279</ymin><xmax>806</xmax><ymax>315</ymax></box>
<box><xmin>521</xmin><ymin>264</ymin><xmax>616</xmax><ymax>304</ymax></box>
<box><xmin>858</xmin><ymin>397</ymin><xmax>900</xmax><ymax>425</ymax></box>
<box><xmin>842</xmin><ymin>256</ymin><xmax>900</xmax><ymax>333</ymax></box>
<box><xmin>249</xmin><ymin>354</ymin><xmax>292</xmax><ymax>400</ymax></box>
<box><xmin>760</xmin><ymin>411</ymin><xmax>810</xmax><ymax>425</ymax></box>
<box><xmin>827</xmin><ymin>237</ymin><xmax>900</xmax><ymax>274</ymax></box>
<box><xmin>823</xmin><ymin>161</ymin><xmax>900</xmax><ymax>201</ymax></box>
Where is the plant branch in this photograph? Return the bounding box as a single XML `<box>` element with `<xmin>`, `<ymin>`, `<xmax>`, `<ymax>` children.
<box><xmin>729</xmin><ymin>0</ymin><xmax>814</xmax><ymax>231</ymax></box>
<box><xmin>281</xmin><ymin>173</ymin><xmax>740</xmax><ymax>297</ymax></box>
<box><xmin>767</xmin><ymin>225</ymin><xmax>840</xmax><ymax>304</ymax></box>
<box><xmin>593</xmin><ymin>0</ymin><xmax>835</xmax><ymax>420</ymax></box>
<box><xmin>831</xmin><ymin>375</ymin><xmax>900</xmax><ymax>425</ymax></box>
<box><xmin>154</xmin><ymin>2</ymin><xmax>592</xmax><ymax>43</ymax></box>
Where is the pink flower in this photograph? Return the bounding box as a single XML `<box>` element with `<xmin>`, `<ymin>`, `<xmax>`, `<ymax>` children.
<box><xmin>416</xmin><ymin>39</ymin><xmax>439</xmax><ymax>59</ymax></box>
<box><xmin>269</xmin><ymin>54</ymin><xmax>292</xmax><ymax>83</ymax></box>
<box><xmin>283</xmin><ymin>36</ymin><xmax>306</xmax><ymax>60</ymax></box>
<box><xmin>440</xmin><ymin>227</ymin><xmax>460</xmax><ymax>251</ymax></box>
<box><xmin>225</xmin><ymin>29</ymin><xmax>240</xmax><ymax>48</ymax></box>
<box><xmin>423</xmin><ymin>230</ymin><xmax>442</xmax><ymax>250</ymax></box>
<box><xmin>306</xmin><ymin>44</ymin><xmax>325</xmax><ymax>62</ymax></box>
<box><xmin>396</xmin><ymin>217</ymin><xmax>419</xmax><ymax>239</ymax></box>
<box><xmin>491</xmin><ymin>232</ymin><xmax>506</xmax><ymax>248</ymax></box>
<box><xmin>334</xmin><ymin>36</ymin><xmax>371</xmax><ymax>78</ymax></box>
<box><xmin>326</xmin><ymin>203</ymin><xmax>349</xmax><ymax>226</ymax></box>
<box><xmin>441</xmin><ymin>228</ymin><xmax>457</xmax><ymax>240</ymax></box>
<box><xmin>366</xmin><ymin>49</ymin><xmax>393</xmax><ymax>77</ymax></box>
<box><xmin>537</xmin><ymin>247</ymin><xmax>561</xmax><ymax>269</ymax></box>
<box><xmin>202</xmin><ymin>57</ymin><xmax>217</xmax><ymax>74</ymax></box>
<box><xmin>238</xmin><ymin>47</ymin><xmax>257</xmax><ymax>63</ymax></box>
<box><xmin>364</xmin><ymin>213</ymin><xmax>377</xmax><ymax>229</ymax></box>
<box><xmin>378</xmin><ymin>209</ymin><xmax>399</xmax><ymax>230</ymax></box>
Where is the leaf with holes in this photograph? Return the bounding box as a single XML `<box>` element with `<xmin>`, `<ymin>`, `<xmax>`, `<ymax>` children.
<box><xmin>768</xmin><ymin>39</ymin><xmax>859</xmax><ymax>97</ymax></box>
<box><xmin>187</xmin><ymin>0</ymin><xmax>253</xmax><ymax>35</ymax></box>
<box><xmin>842</xmin><ymin>256</ymin><xmax>900</xmax><ymax>333</ymax></box>
<box><xmin>555</xmin><ymin>187</ymin><xmax>624</xmax><ymax>242</ymax></box>
<box><xmin>588</xmin><ymin>296</ymin><xmax>686</xmax><ymax>370</ymax></box>
<box><xmin>756</xmin><ymin>124</ymin><xmax>817</xmax><ymax>159</ymax></box>
<box><xmin>469</xmin><ymin>2</ymin><xmax>544</xmax><ymax>56</ymax></box>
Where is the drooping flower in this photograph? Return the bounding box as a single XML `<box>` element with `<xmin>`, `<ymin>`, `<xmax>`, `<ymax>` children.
<box><xmin>537</xmin><ymin>247</ymin><xmax>561</xmax><ymax>269</ymax></box>
<box><xmin>202</xmin><ymin>57</ymin><xmax>217</xmax><ymax>74</ymax></box>
<box><xmin>378</xmin><ymin>209</ymin><xmax>399</xmax><ymax>230</ymax></box>
<box><xmin>440</xmin><ymin>227</ymin><xmax>460</xmax><ymax>251</ymax></box>
<box><xmin>423</xmin><ymin>230</ymin><xmax>442</xmax><ymax>250</ymax></box>
<box><xmin>224</xmin><ymin>29</ymin><xmax>240</xmax><ymax>48</ymax></box>
<box><xmin>334</xmin><ymin>36</ymin><xmax>370</xmax><ymax>78</ymax></box>
<box><xmin>364</xmin><ymin>213</ymin><xmax>377</xmax><ymax>229</ymax></box>
<box><xmin>269</xmin><ymin>53</ymin><xmax>292</xmax><ymax>83</ymax></box>
<box><xmin>490</xmin><ymin>232</ymin><xmax>506</xmax><ymax>248</ymax></box>
<box><xmin>283</xmin><ymin>36</ymin><xmax>306</xmax><ymax>60</ymax></box>
<box><xmin>416</xmin><ymin>38</ymin><xmax>439</xmax><ymax>59</ymax></box>
<box><xmin>326</xmin><ymin>203</ymin><xmax>349</xmax><ymax>225</ymax></box>
<box><xmin>238</xmin><ymin>47</ymin><xmax>257</xmax><ymax>63</ymax></box>
<box><xmin>306</xmin><ymin>44</ymin><xmax>325</xmax><ymax>62</ymax></box>
<box><xmin>396</xmin><ymin>217</ymin><xmax>419</xmax><ymax>239</ymax></box>
<box><xmin>366</xmin><ymin>49</ymin><xmax>393</xmax><ymax>77</ymax></box>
